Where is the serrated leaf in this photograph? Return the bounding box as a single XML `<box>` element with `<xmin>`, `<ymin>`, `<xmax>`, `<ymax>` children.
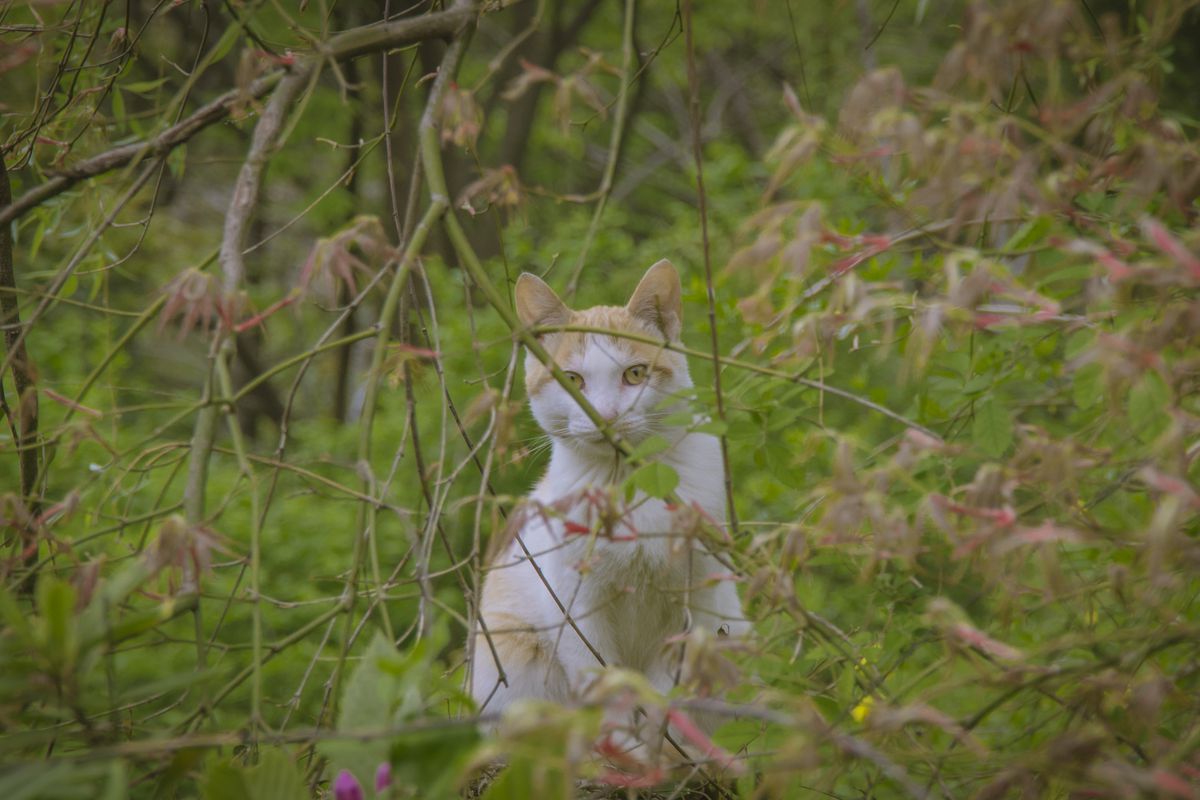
<box><xmin>629</xmin><ymin>462</ymin><xmax>679</xmax><ymax>499</ymax></box>
<box><xmin>972</xmin><ymin>397</ymin><xmax>1013</xmax><ymax>458</ymax></box>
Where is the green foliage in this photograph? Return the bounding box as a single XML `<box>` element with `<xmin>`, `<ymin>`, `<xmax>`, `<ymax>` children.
<box><xmin>2</xmin><ymin>0</ymin><xmax>1200</xmax><ymax>798</ymax></box>
<box><xmin>202</xmin><ymin>750</ymin><xmax>308</xmax><ymax>800</ymax></box>
<box><xmin>319</xmin><ymin>625</ymin><xmax>479</xmax><ymax>797</ymax></box>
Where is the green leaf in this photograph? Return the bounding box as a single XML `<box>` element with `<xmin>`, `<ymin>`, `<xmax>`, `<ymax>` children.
<box><xmin>28</xmin><ymin>215</ymin><xmax>47</xmax><ymax>262</ymax></box>
<box><xmin>154</xmin><ymin>749</ymin><xmax>206</xmax><ymax>800</ymax></box>
<box><xmin>629</xmin><ymin>462</ymin><xmax>679</xmax><ymax>499</ymax></box>
<box><xmin>167</xmin><ymin>143</ymin><xmax>188</xmax><ymax>179</ymax></box>
<box><xmin>694</xmin><ymin>418</ymin><xmax>728</xmax><ymax>436</ymax></box>
<box><xmin>100</xmin><ymin>760</ymin><xmax>128</xmax><ymax>800</ymax></box>
<box><xmin>203</xmin><ymin>750</ymin><xmax>306</xmax><ymax>800</ymax></box>
<box><xmin>972</xmin><ymin>397</ymin><xmax>1013</xmax><ymax>458</ymax></box>
<box><xmin>1128</xmin><ymin>371</ymin><xmax>1170</xmax><ymax>439</ymax></box>
<box><xmin>111</xmin><ymin>88</ymin><xmax>125</xmax><ymax>127</ymax></box>
<box><xmin>627</xmin><ymin>434</ymin><xmax>670</xmax><ymax>461</ymax></box>
<box><xmin>389</xmin><ymin>728</ymin><xmax>481</xmax><ymax>800</ymax></box>
<box><xmin>1064</xmin><ymin>329</ymin><xmax>1094</xmax><ymax>360</ymax></box>
<box><xmin>205</xmin><ymin>24</ymin><xmax>242</xmax><ymax>69</ymax></box>
<box><xmin>0</xmin><ymin>763</ymin><xmax>90</xmax><ymax>800</ymax></box>
<box><xmin>1073</xmin><ymin>363</ymin><xmax>1103</xmax><ymax>409</ymax></box>
<box><xmin>35</xmin><ymin>575</ymin><xmax>78</xmax><ymax>671</ymax></box>
<box><xmin>58</xmin><ymin>273</ymin><xmax>78</xmax><ymax>299</ymax></box>
<box><xmin>319</xmin><ymin>633</ymin><xmax>399</xmax><ymax>795</ymax></box>
<box><xmin>242</xmin><ymin>749</ymin><xmax>307</xmax><ymax>800</ymax></box>
<box><xmin>124</xmin><ymin>77</ymin><xmax>169</xmax><ymax>94</ymax></box>
<box><xmin>1001</xmin><ymin>216</ymin><xmax>1052</xmax><ymax>252</ymax></box>
<box><xmin>202</xmin><ymin>760</ymin><xmax>252</xmax><ymax>800</ymax></box>
<box><xmin>0</xmin><ymin>585</ymin><xmax>36</xmax><ymax>647</ymax></box>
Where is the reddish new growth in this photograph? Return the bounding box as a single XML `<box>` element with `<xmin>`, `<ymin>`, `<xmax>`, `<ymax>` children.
<box><xmin>157</xmin><ymin>269</ymin><xmax>236</xmax><ymax>338</ymax></box>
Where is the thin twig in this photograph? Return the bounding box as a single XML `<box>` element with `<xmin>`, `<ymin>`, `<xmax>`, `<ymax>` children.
<box><xmin>0</xmin><ymin>5</ymin><xmax>476</xmax><ymax>228</ymax></box>
<box><xmin>682</xmin><ymin>0</ymin><xmax>738</xmax><ymax>536</ymax></box>
<box><xmin>563</xmin><ymin>0</ymin><xmax>637</xmax><ymax>299</ymax></box>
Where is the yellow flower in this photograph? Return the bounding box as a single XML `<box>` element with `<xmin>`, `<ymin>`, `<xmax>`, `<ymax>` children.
<box><xmin>851</xmin><ymin>695</ymin><xmax>875</xmax><ymax>723</ymax></box>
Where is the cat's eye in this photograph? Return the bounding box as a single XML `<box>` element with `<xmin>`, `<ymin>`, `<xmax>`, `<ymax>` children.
<box><xmin>563</xmin><ymin>371</ymin><xmax>584</xmax><ymax>390</ymax></box>
<box><xmin>622</xmin><ymin>364</ymin><xmax>649</xmax><ymax>386</ymax></box>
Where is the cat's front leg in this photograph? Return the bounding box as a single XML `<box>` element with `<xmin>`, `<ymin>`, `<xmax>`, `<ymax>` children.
<box><xmin>541</xmin><ymin>614</ymin><xmax>609</xmax><ymax>699</ymax></box>
<box><xmin>471</xmin><ymin>610</ymin><xmax>572</xmax><ymax>719</ymax></box>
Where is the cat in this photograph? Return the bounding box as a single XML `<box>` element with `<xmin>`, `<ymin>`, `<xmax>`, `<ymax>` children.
<box><xmin>470</xmin><ymin>259</ymin><xmax>747</xmax><ymax>751</ymax></box>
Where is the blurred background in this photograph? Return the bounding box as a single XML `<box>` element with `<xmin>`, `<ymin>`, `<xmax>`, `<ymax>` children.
<box><xmin>2</xmin><ymin>1</ymin><xmax>1199</xmax><ymax>797</ymax></box>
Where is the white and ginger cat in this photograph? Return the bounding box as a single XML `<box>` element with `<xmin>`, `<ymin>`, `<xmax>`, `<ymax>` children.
<box><xmin>470</xmin><ymin>260</ymin><xmax>747</xmax><ymax>747</ymax></box>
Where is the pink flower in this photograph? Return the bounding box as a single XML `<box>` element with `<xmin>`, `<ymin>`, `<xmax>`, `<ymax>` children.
<box><xmin>374</xmin><ymin>762</ymin><xmax>392</xmax><ymax>793</ymax></box>
<box><xmin>333</xmin><ymin>770</ymin><xmax>363</xmax><ymax>800</ymax></box>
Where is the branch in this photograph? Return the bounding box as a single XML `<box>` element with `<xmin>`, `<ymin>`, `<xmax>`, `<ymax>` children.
<box><xmin>0</xmin><ymin>5</ymin><xmax>476</xmax><ymax>228</ymax></box>
<box><xmin>323</xmin><ymin>5</ymin><xmax>475</xmax><ymax>62</ymax></box>
<box><xmin>219</xmin><ymin>71</ymin><xmax>309</xmax><ymax>294</ymax></box>
<box><xmin>0</xmin><ymin>153</ymin><xmax>40</xmax><ymax>561</ymax></box>
<box><xmin>328</xmin><ymin>0</ymin><xmax>478</xmax><ymax>721</ymax></box>
<box><xmin>0</xmin><ymin>75</ymin><xmax>279</xmax><ymax>229</ymax></box>
<box><xmin>535</xmin><ymin>324</ymin><xmax>941</xmax><ymax>440</ymax></box>
<box><xmin>683</xmin><ymin>0</ymin><xmax>737</xmax><ymax>533</ymax></box>
<box><xmin>563</xmin><ymin>0</ymin><xmax>637</xmax><ymax>298</ymax></box>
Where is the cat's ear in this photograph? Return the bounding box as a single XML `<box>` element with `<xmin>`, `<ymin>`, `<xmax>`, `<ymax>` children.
<box><xmin>515</xmin><ymin>272</ymin><xmax>571</xmax><ymax>331</ymax></box>
<box><xmin>627</xmin><ymin>259</ymin><xmax>682</xmax><ymax>340</ymax></box>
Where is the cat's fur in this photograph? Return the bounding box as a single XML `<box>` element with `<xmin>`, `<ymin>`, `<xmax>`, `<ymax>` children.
<box><xmin>470</xmin><ymin>260</ymin><xmax>747</xmax><ymax>743</ymax></box>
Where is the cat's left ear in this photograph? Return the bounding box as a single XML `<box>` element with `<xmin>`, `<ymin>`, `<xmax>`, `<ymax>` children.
<box><xmin>627</xmin><ymin>259</ymin><xmax>682</xmax><ymax>340</ymax></box>
<box><xmin>515</xmin><ymin>272</ymin><xmax>571</xmax><ymax>331</ymax></box>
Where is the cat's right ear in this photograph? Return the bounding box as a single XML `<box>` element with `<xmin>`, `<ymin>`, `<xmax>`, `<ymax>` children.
<box><xmin>514</xmin><ymin>273</ymin><xmax>571</xmax><ymax>332</ymax></box>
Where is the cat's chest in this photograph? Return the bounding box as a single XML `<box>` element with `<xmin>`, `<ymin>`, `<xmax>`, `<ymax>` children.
<box><xmin>542</xmin><ymin>489</ymin><xmax>683</xmax><ymax>568</ymax></box>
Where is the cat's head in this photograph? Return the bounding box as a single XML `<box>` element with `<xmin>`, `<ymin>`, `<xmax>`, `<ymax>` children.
<box><xmin>515</xmin><ymin>260</ymin><xmax>692</xmax><ymax>453</ymax></box>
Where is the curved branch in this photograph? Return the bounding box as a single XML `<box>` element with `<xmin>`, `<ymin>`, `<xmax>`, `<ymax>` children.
<box><xmin>219</xmin><ymin>70</ymin><xmax>309</xmax><ymax>293</ymax></box>
<box><xmin>0</xmin><ymin>4</ymin><xmax>476</xmax><ymax>229</ymax></box>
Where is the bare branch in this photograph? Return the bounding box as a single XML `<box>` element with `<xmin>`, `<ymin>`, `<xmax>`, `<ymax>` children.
<box><xmin>0</xmin><ymin>154</ymin><xmax>40</xmax><ymax>564</ymax></box>
<box><xmin>0</xmin><ymin>5</ymin><xmax>477</xmax><ymax>229</ymax></box>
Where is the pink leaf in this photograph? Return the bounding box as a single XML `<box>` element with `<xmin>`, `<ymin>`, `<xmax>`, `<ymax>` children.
<box><xmin>1153</xmin><ymin>770</ymin><xmax>1198</xmax><ymax>800</ymax></box>
<box><xmin>1142</xmin><ymin>217</ymin><xmax>1200</xmax><ymax>280</ymax></box>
